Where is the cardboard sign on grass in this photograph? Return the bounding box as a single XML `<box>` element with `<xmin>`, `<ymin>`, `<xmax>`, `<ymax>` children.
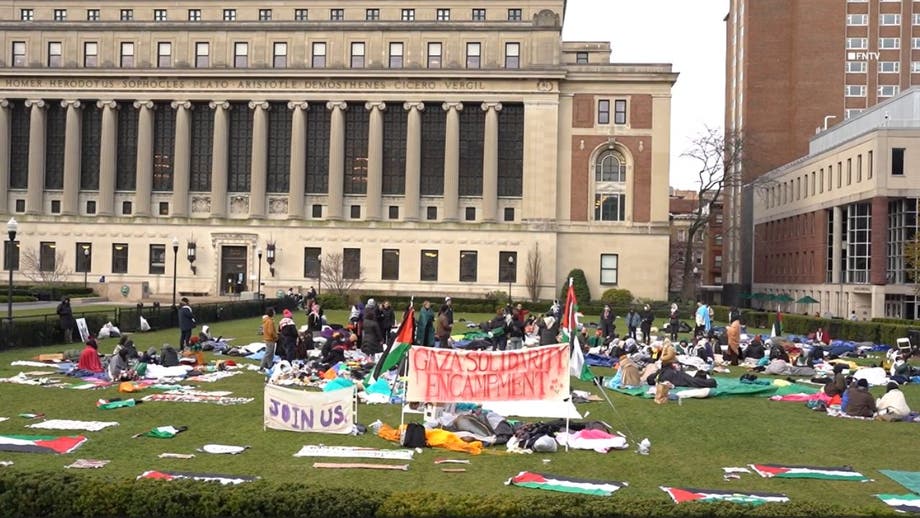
<box><xmin>406</xmin><ymin>344</ymin><xmax>570</xmax><ymax>403</ymax></box>
<box><xmin>264</xmin><ymin>384</ymin><xmax>353</xmax><ymax>434</ymax></box>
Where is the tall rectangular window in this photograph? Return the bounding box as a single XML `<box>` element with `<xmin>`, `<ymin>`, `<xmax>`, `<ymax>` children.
<box><xmin>868</xmin><ymin>150</ymin><xmax>874</xmax><ymax>179</ymax></box>
<box><xmin>437</xmin><ymin>8</ymin><xmax>450</xmax><ymax>21</ymax></box>
<box><xmin>383</xmin><ymin>103</ymin><xmax>407</xmax><ymax>194</ymax></box>
<box><xmin>53</xmin><ymin>9</ymin><xmax>67</xmax><ymax>21</ymax></box>
<box><xmin>303</xmin><ymin>247</ymin><xmax>321</xmax><ymax>278</ymax></box>
<box><xmin>157</xmin><ymin>42</ymin><xmax>172</xmax><ymax>68</ymax></box>
<box><xmin>273</xmin><ymin>42</ymin><xmax>287</xmax><ymax>68</ymax></box>
<box><xmin>188</xmin><ymin>9</ymin><xmax>201</xmax><ymax>21</ymax></box>
<box><xmin>595</xmin><ymin>193</ymin><xmax>626</xmax><ymax>221</ymax></box>
<box><xmin>389</xmin><ymin>42</ymin><xmax>404</xmax><ymax>68</ymax></box>
<box><xmin>223</xmin><ymin>9</ymin><xmax>236</xmax><ymax>21</ymax></box>
<box><xmin>420</xmin><ymin>250</ymin><xmax>438</xmax><ymax>281</ymax></box>
<box><xmin>466</xmin><ymin>42</ymin><xmax>481</xmax><ymax>68</ymax></box>
<box><xmin>508</xmin><ymin>8</ymin><xmax>522</xmax><ymax>21</ymax></box>
<box><xmin>505</xmin><ymin>42</ymin><xmax>520</xmax><ymax>68</ymax></box>
<box><xmin>195</xmin><ymin>42</ymin><xmax>209</xmax><ymax>67</ymax></box>
<box><xmin>12</xmin><ymin>41</ymin><xmax>26</xmax><ymax>67</ymax></box>
<box><xmin>152</xmin><ymin>102</ymin><xmax>175</xmax><ymax>191</ymax></box>
<box><xmin>420</xmin><ymin>108</ymin><xmax>446</xmax><ymax>195</ymax></box>
<box><xmin>228</xmin><ymin>103</ymin><xmax>252</xmax><ymax>192</ymax></box>
<box><xmin>597</xmin><ymin>99</ymin><xmax>610</xmax><ymax>124</ymax></box>
<box><xmin>499</xmin><ymin>251</ymin><xmax>517</xmax><ymax>283</ymax></box>
<box><xmin>472</xmin><ymin>8</ymin><xmax>486</xmax><ymax>21</ymax></box>
<box><xmin>10</xmin><ymin>102</ymin><xmax>29</xmax><ymax>189</ymax></box>
<box><xmin>382</xmin><ymin>249</ymin><xmax>400</xmax><ymax>280</ymax></box>
<box><xmin>343</xmin><ymin>248</ymin><xmax>361</xmax><ymax>279</ymax></box>
<box><xmin>234</xmin><ymin>42</ymin><xmax>248</xmax><ymax>68</ymax></box>
<box><xmin>428</xmin><ymin>42</ymin><xmax>442</xmax><ymax>68</ymax></box>
<box><xmin>75</xmin><ymin>243</ymin><xmax>92</xmax><ymax>273</ymax></box>
<box><xmin>120</xmin><ymin>42</ymin><xmax>135</xmax><ymax>67</ymax></box>
<box><xmin>81</xmin><ymin>103</ymin><xmax>101</xmax><ymax>189</ymax></box>
<box><xmin>44</xmin><ymin>103</ymin><xmax>66</xmax><ymax>189</ymax></box>
<box><xmin>401</xmin><ymin>8</ymin><xmax>415</xmax><ymax>21</ymax></box>
<box><xmin>295</xmin><ymin>9</ymin><xmax>309</xmax><ymax>21</ymax></box>
<box><xmin>86</xmin><ymin>9</ymin><xmax>99</xmax><ymax>21</ymax></box>
<box><xmin>892</xmin><ymin>148</ymin><xmax>905</xmax><ymax>175</ymax></box>
<box><xmin>351</xmin><ymin>42</ymin><xmax>365</xmax><ymax>68</ymax></box>
<box><xmin>600</xmin><ymin>254</ymin><xmax>619</xmax><ymax>284</ymax></box>
<box><xmin>116</xmin><ymin>102</ymin><xmax>138</xmax><ymax>190</ymax></box>
<box><xmin>365</xmin><ymin>8</ymin><xmax>379</xmax><ymax>20</ymax></box>
<box><xmin>259</xmin><ymin>9</ymin><xmax>272</xmax><ymax>21</ymax></box>
<box><xmin>267</xmin><ymin>102</ymin><xmax>291</xmax><ymax>193</ymax></box>
<box><xmin>614</xmin><ymin>100</ymin><xmax>627</xmax><ymax>125</ymax></box>
<box><xmin>84</xmin><ymin>42</ymin><xmax>98</xmax><ymax>67</ymax></box>
<box><xmin>459</xmin><ymin>251</ymin><xmax>478</xmax><ymax>282</ymax></box>
<box><xmin>154</xmin><ymin>9</ymin><xmax>167</xmax><ymax>21</ymax></box>
<box><xmin>306</xmin><ymin>108</ymin><xmax>330</xmax><ymax>193</ymax></box>
<box><xmin>330</xmin><ymin>9</ymin><xmax>344</xmax><ymax>21</ymax></box>
<box><xmin>459</xmin><ymin>108</ymin><xmax>485</xmax><ymax>195</ymax></box>
<box><xmin>112</xmin><ymin>244</ymin><xmax>128</xmax><ymax>273</ymax></box>
<box><xmin>498</xmin><ymin>103</ymin><xmax>524</xmax><ymax>196</ymax></box>
<box><xmin>149</xmin><ymin>244</ymin><xmax>166</xmax><ymax>275</ymax></box>
<box><xmin>4</xmin><ymin>240</ymin><xmax>20</xmax><ymax>271</ymax></box>
<box><xmin>344</xmin><ymin>108</ymin><xmax>369</xmax><ymax>194</ymax></box>
<box><xmin>190</xmin><ymin>102</ymin><xmax>214</xmax><ymax>191</ymax></box>
<box><xmin>47</xmin><ymin>42</ymin><xmax>62</xmax><ymax>67</ymax></box>
<box><xmin>857</xmin><ymin>154</ymin><xmax>862</xmax><ymax>182</ymax></box>
<box><xmin>312</xmin><ymin>42</ymin><xmax>326</xmax><ymax>67</ymax></box>
<box><xmin>39</xmin><ymin>242</ymin><xmax>56</xmax><ymax>272</ymax></box>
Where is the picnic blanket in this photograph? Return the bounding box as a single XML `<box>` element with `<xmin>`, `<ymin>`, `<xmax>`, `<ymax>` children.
<box><xmin>877</xmin><ymin>494</ymin><xmax>920</xmax><ymax>513</ymax></box>
<box><xmin>27</xmin><ymin>420</ymin><xmax>119</xmax><ymax>432</ymax></box>
<box><xmin>661</xmin><ymin>486</ymin><xmax>789</xmax><ymax>505</ymax></box>
<box><xmin>186</xmin><ymin>371</ymin><xmax>243</xmax><ymax>383</ymax></box>
<box><xmin>880</xmin><ymin>470</ymin><xmax>920</xmax><ymax>494</ymax></box>
<box><xmin>751</xmin><ymin>464</ymin><xmax>869</xmax><ymax>481</ymax></box>
<box><xmin>138</xmin><ymin>470</ymin><xmax>258</xmax><ymax>485</ymax></box>
<box><xmin>611</xmin><ymin>377</ymin><xmax>818</xmax><ymax>399</ymax></box>
<box><xmin>506</xmin><ymin>471</ymin><xmax>627</xmax><ymax>497</ymax></box>
<box><xmin>0</xmin><ymin>434</ymin><xmax>88</xmax><ymax>454</ymax></box>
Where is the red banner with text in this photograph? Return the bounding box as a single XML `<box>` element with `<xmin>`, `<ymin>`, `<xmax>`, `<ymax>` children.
<box><xmin>406</xmin><ymin>344</ymin><xmax>570</xmax><ymax>403</ymax></box>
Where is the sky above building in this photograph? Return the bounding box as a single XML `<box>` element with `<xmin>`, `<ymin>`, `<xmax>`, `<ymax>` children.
<box><xmin>562</xmin><ymin>0</ymin><xmax>729</xmax><ymax>189</ymax></box>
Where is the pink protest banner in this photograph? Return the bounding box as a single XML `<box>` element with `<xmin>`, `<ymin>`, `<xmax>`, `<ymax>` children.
<box><xmin>406</xmin><ymin>344</ymin><xmax>570</xmax><ymax>403</ymax></box>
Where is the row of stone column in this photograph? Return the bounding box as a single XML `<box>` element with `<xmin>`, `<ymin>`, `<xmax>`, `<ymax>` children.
<box><xmin>0</xmin><ymin>99</ymin><xmax>505</xmax><ymax>222</ymax></box>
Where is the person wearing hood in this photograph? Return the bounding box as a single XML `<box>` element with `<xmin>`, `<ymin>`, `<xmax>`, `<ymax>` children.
<box><xmin>746</xmin><ymin>335</ymin><xmax>765</xmax><ymax>359</ymax></box>
<box><xmin>876</xmin><ymin>381</ymin><xmax>911</xmax><ymax>421</ymax></box>
<box><xmin>108</xmin><ymin>346</ymin><xmax>136</xmax><ymax>381</ymax></box>
<box><xmin>259</xmin><ymin>308</ymin><xmax>278</xmax><ymax>372</ymax></box>
<box><xmin>178</xmin><ymin>297</ymin><xmax>196</xmax><ymax>350</ymax></box>
<box><xmin>599</xmin><ymin>305</ymin><xmax>615</xmax><ymax>341</ymax></box>
<box><xmin>361</xmin><ymin>305</ymin><xmax>384</xmax><ymax>356</ymax></box>
<box><xmin>77</xmin><ymin>337</ymin><xmax>104</xmax><ymax>373</ymax></box>
<box><xmin>844</xmin><ymin>378</ymin><xmax>876</xmax><ymax>418</ymax></box>
<box><xmin>278</xmin><ymin>309</ymin><xmax>298</xmax><ymax>362</ymax></box>
<box><xmin>416</xmin><ymin>300</ymin><xmax>436</xmax><ymax>346</ymax></box>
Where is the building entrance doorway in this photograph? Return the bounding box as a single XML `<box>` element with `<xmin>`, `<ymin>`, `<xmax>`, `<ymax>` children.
<box><xmin>220</xmin><ymin>246</ymin><xmax>248</xmax><ymax>295</ymax></box>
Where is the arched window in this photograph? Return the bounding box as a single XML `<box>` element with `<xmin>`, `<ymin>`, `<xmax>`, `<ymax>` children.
<box><xmin>594</xmin><ymin>149</ymin><xmax>627</xmax><ymax>221</ymax></box>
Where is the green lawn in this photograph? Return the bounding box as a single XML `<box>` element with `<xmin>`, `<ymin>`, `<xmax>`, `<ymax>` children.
<box><xmin>0</xmin><ymin>309</ymin><xmax>916</xmax><ymax>514</ymax></box>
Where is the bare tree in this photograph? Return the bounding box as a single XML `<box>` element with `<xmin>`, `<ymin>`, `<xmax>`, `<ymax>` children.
<box><xmin>320</xmin><ymin>251</ymin><xmax>364</xmax><ymax>298</ymax></box>
<box><xmin>679</xmin><ymin>127</ymin><xmax>744</xmax><ymax>302</ymax></box>
<box><xmin>524</xmin><ymin>243</ymin><xmax>543</xmax><ymax>302</ymax></box>
<box><xmin>20</xmin><ymin>246</ymin><xmax>72</xmax><ymax>287</ymax></box>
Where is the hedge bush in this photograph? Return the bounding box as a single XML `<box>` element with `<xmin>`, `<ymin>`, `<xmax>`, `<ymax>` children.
<box><xmin>601</xmin><ymin>288</ymin><xmax>634</xmax><ymax>307</ymax></box>
<box><xmin>0</xmin><ymin>295</ymin><xmax>38</xmax><ymax>303</ymax></box>
<box><xmin>560</xmin><ymin>268</ymin><xmax>591</xmax><ymax>302</ymax></box>
<box><xmin>0</xmin><ymin>471</ymin><xmax>881</xmax><ymax>518</ymax></box>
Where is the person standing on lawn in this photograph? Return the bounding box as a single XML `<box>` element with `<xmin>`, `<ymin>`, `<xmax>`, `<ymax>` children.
<box><xmin>436</xmin><ymin>303</ymin><xmax>453</xmax><ymax>348</ymax></box>
<box><xmin>640</xmin><ymin>304</ymin><xmax>654</xmax><ymax>344</ymax></box>
<box><xmin>668</xmin><ymin>303</ymin><xmax>680</xmax><ymax>341</ymax></box>
<box><xmin>599</xmin><ymin>304</ymin><xmax>615</xmax><ymax>341</ymax></box>
<box><xmin>626</xmin><ymin>307</ymin><xmax>640</xmax><ymax>341</ymax></box>
<box><xmin>57</xmin><ymin>296</ymin><xmax>75</xmax><ymax>344</ymax></box>
<box><xmin>178</xmin><ymin>297</ymin><xmax>196</xmax><ymax>350</ymax></box>
<box><xmin>260</xmin><ymin>308</ymin><xmax>278</xmax><ymax>372</ymax></box>
<box><xmin>416</xmin><ymin>300</ymin><xmax>436</xmax><ymax>346</ymax></box>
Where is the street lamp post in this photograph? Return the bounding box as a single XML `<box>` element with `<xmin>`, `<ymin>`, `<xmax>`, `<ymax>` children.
<box><xmin>6</xmin><ymin>218</ymin><xmax>18</xmax><ymax>325</ymax></box>
<box><xmin>256</xmin><ymin>247</ymin><xmax>263</xmax><ymax>302</ymax></box>
<box><xmin>171</xmin><ymin>237</ymin><xmax>179</xmax><ymax>311</ymax></box>
<box><xmin>507</xmin><ymin>255</ymin><xmax>515</xmax><ymax>305</ymax></box>
<box><xmin>82</xmin><ymin>246</ymin><xmax>89</xmax><ymax>289</ymax></box>
<box><xmin>317</xmin><ymin>256</ymin><xmax>322</xmax><ymax>296</ymax></box>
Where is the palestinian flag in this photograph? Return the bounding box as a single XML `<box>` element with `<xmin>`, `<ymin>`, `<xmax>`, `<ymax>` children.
<box><xmin>750</xmin><ymin>464</ymin><xmax>869</xmax><ymax>481</ymax></box>
<box><xmin>506</xmin><ymin>471</ymin><xmax>627</xmax><ymax>497</ymax></box>
<box><xmin>138</xmin><ymin>470</ymin><xmax>259</xmax><ymax>485</ymax></box>
<box><xmin>372</xmin><ymin>303</ymin><xmax>415</xmax><ymax>380</ymax></box>
<box><xmin>562</xmin><ymin>279</ymin><xmax>594</xmax><ymax>382</ymax></box>
<box><xmin>142</xmin><ymin>426</ymin><xmax>188</xmax><ymax>439</ymax></box>
<box><xmin>877</xmin><ymin>494</ymin><xmax>920</xmax><ymax>514</ymax></box>
<box><xmin>0</xmin><ymin>434</ymin><xmax>87</xmax><ymax>454</ymax></box>
<box><xmin>661</xmin><ymin>487</ymin><xmax>789</xmax><ymax>506</ymax></box>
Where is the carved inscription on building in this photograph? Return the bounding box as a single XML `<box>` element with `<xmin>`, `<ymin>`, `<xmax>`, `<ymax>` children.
<box><xmin>2</xmin><ymin>77</ymin><xmax>498</xmax><ymax>92</ymax></box>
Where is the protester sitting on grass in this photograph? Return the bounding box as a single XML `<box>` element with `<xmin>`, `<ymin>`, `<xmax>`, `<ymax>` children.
<box><xmin>823</xmin><ymin>363</ymin><xmax>848</xmax><ymax>397</ymax></box>
<box><xmin>617</xmin><ymin>354</ymin><xmax>642</xmax><ymax>387</ymax></box>
<box><xmin>76</xmin><ymin>337</ymin><xmax>104</xmax><ymax>374</ymax></box>
<box><xmin>107</xmin><ymin>346</ymin><xmax>136</xmax><ymax>382</ymax></box>
<box><xmin>876</xmin><ymin>382</ymin><xmax>911</xmax><ymax>421</ymax></box>
<box><xmin>844</xmin><ymin>378</ymin><xmax>876</xmax><ymax>418</ymax></box>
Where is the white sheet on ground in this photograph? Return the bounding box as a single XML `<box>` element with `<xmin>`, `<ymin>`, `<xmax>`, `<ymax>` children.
<box><xmin>483</xmin><ymin>400</ymin><xmax>581</xmax><ymax>419</ymax></box>
<box><xmin>143</xmin><ymin>364</ymin><xmax>193</xmax><ymax>379</ymax></box>
<box><xmin>852</xmin><ymin>366</ymin><xmax>887</xmax><ymax>386</ymax></box>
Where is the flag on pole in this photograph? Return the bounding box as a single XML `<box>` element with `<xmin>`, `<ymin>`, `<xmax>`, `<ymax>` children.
<box><xmin>562</xmin><ymin>278</ymin><xmax>594</xmax><ymax>381</ymax></box>
<box><xmin>372</xmin><ymin>301</ymin><xmax>415</xmax><ymax>379</ymax></box>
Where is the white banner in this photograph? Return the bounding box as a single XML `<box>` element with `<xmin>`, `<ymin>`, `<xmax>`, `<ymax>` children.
<box><xmin>264</xmin><ymin>384</ymin><xmax>353</xmax><ymax>434</ymax></box>
<box><xmin>293</xmin><ymin>445</ymin><xmax>415</xmax><ymax>460</ymax></box>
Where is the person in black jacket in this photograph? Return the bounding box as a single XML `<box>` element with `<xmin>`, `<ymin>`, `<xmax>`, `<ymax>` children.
<box><xmin>599</xmin><ymin>305</ymin><xmax>615</xmax><ymax>341</ymax></box>
<box><xmin>538</xmin><ymin>315</ymin><xmax>559</xmax><ymax>346</ymax></box>
<box><xmin>640</xmin><ymin>305</ymin><xmax>654</xmax><ymax>345</ymax></box>
<box><xmin>278</xmin><ymin>309</ymin><xmax>299</xmax><ymax>362</ymax></box>
<box><xmin>178</xmin><ymin>297</ymin><xmax>196</xmax><ymax>350</ymax></box>
<box><xmin>378</xmin><ymin>300</ymin><xmax>396</xmax><ymax>346</ymax></box>
<box><xmin>361</xmin><ymin>306</ymin><xmax>384</xmax><ymax>356</ymax></box>
<box><xmin>57</xmin><ymin>297</ymin><xmax>76</xmax><ymax>343</ymax></box>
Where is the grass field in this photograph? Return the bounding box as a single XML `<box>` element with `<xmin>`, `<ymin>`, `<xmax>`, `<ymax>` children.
<box><xmin>0</xmin><ymin>309</ymin><xmax>917</xmax><ymax>514</ymax></box>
